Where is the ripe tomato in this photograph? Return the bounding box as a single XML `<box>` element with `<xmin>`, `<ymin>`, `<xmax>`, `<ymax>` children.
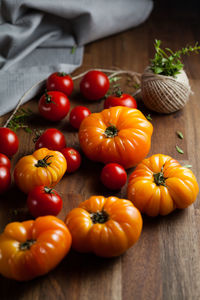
<box><xmin>39</xmin><ymin>91</ymin><xmax>70</xmax><ymax>121</ymax></box>
<box><xmin>0</xmin><ymin>153</ymin><xmax>11</xmax><ymax>169</ymax></box>
<box><xmin>0</xmin><ymin>128</ymin><xmax>19</xmax><ymax>157</ymax></box>
<box><xmin>70</xmin><ymin>106</ymin><xmax>91</xmax><ymax>129</ymax></box>
<box><xmin>104</xmin><ymin>91</ymin><xmax>137</xmax><ymax>109</ymax></box>
<box><xmin>27</xmin><ymin>185</ymin><xmax>63</xmax><ymax>218</ymax></box>
<box><xmin>47</xmin><ymin>72</ymin><xmax>73</xmax><ymax>96</ymax></box>
<box><xmin>35</xmin><ymin>128</ymin><xmax>66</xmax><ymax>151</ymax></box>
<box><xmin>0</xmin><ymin>166</ymin><xmax>11</xmax><ymax>194</ymax></box>
<box><xmin>80</xmin><ymin>70</ymin><xmax>109</xmax><ymax>100</ymax></box>
<box><xmin>61</xmin><ymin>147</ymin><xmax>81</xmax><ymax>173</ymax></box>
<box><xmin>101</xmin><ymin>163</ymin><xmax>127</xmax><ymax>190</ymax></box>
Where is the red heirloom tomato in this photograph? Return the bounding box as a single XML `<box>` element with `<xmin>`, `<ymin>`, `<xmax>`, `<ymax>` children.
<box><xmin>101</xmin><ymin>163</ymin><xmax>127</xmax><ymax>190</ymax></box>
<box><xmin>65</xmin><ymin>196</ymin><xmax>142</xmax><ymax>257</ymax></box>
<box><xmin>0</xmin><ymin>165</ymin><xmax>11</xmax><ymax>194</ymax></box>
<box><xmin>127</xmin><ymin>154</ymin><xmax>199</xmax><ymax>216</ymax></box>
<box><xmin>0</xmin><ymin>153</ymin><xmax>11</xmax><ymax>169</ymax></box>
<box><xmin>104</xmin><ymin>90</ymin><xmax>137</xmax><ymax>109</ymax></box>
<box><xmin>69</xmin><ymin>106</ymin><xmax>91</xmax><ymax>129</ymax></box>
<box><xmin>27</xmin><ymin>185</ymin><xmax>63</xmax><ymax>218</ymax></box>
<box><xmin>47</xmin><ymin>72</ymin><xmax>74</xmax><ymax>96</ymax></box>
<box><xmin>39</xmin><ymin>91</ymin><xmax>70</xmax><ymax>121</ymax></box>
<box><xmin>80</xmin><ymin>70</ymin><xmax>109</xmax><ymax>100</ymax></box>
<box><xmin>79</xmin><ymin>106</ymin><xmax>153</xmax><ymax>169</ymax></box>
<box><xmin>0</xmin><ymin>127</ymin><xmax>19</xmax><ymax>157</ymax></box>
<box><xmin>0</xmin><ymin>216</ymin><xmax>72</xmax><ymax>281</ymax></box>
<box><xmin>35</xmin><ymin>128</ymin><xmax>66</xmax><ymax>151</ymax></box>
<box><xmin>61</xmin><ymin>147</ymin><xmax>81</xmax><ymax>173</ymax></box>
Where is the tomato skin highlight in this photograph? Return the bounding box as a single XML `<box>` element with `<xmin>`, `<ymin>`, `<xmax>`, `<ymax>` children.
<box><xmin>80</xmin><ymin>70</ymin><xmax>109</xmax><ymax>100</ymax></box>
<box><xmin>47</xmin><ymin>72</ymin><xmax>74</xmax><ymax>96</ymax></box>
<box><xmin>0</xmin><ymin>153</ymin><xmax>11</xmax><ymax>169</ymax></box>
<box><xmin>35</xmin><ymin>128</ymin><xmax>66</xmax><ymax>151</ymax></box>
<box><xmin>101</xmin><ymin>163</ymin><xmax>127</xmax><ymax>190</ymax></box>
<box><xmin>0</xmin><ymin>165</ymin><xmax>11</xmax><ymax>194</ymax></box>
<box><xmin>39</xmin><ymin>91</ymin><xmax>70</xmax><ymax>121</ymax></box>
<box><xmin>27</xmin><ymin>185</ymin><xmax>63</xmax><ymax>218</ymax></box>
<box><xmin>0</xmin><ymin>127</ymin><xmax>19</xmax><ymax>157</ymax></box>
<box><xmin>70</xmin><ymin>106</ymin><xmax>91</xmax><ymax>129</ymax></box>
<box><xmin>61</xmin><ymin>147</ymin><xmax>81</xmax><ymax>173</ymax></box>
<box><xmin>104</xmin><ymin>93</ymin><xmax>137</xmax><ymax>109</ymax></box>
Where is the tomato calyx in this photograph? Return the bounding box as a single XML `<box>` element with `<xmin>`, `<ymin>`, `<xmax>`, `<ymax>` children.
<box><xmin>20</xmin><ymin>239</ymin><xmax>36</xmax><ymax>251</ymax></box>
<box><xmin>90</xmin><ymin>210</ymin><xmax>109</xmax><ymax>224</ymax></box>
<box><xmin>153</xmin><ymin>166</ymin><xmax>167</xmax><ymax>187</ymax></box>
<box><xmin>114</xmin><ymin>88</ymin><xmax>123</xmax><ymax>97</ymax></box>
<box><xmin>57</xmin><ymin>72</ymin><xmax>67</xmax><ymax>77</ymax></box>
<box><xmin>104</xmin><ymin>125</ymin><xmax>118</xmax><ymax>138</ymax></box>
<box><xmin>44</xmin><ymin>90</ymin><xmax>56</xmax><ymax>105</ymax></box>
<box><xmin>44</xmin><ymin>186</ymin><xmax>54</xmax><ymax>194</ymax></box>
<box><xmin>35</xmin><ymin>155</ymin><xmax>53</xmax><ymax>168</ymax></box>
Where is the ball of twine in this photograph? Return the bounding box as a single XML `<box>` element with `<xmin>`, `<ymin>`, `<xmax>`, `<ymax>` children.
<box><xmin>141</xmin><ymin>67</ymin><xmax>191</xmax><ymax>114</ymax></box>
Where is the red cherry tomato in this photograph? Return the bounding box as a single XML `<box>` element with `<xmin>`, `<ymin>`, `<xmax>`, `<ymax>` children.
<box><xmin>0</xmin><ymin>128</ymin><xmax>19</xmax><ymax>157</ymax></box>
<box><xmin>0</xmin><ymin>153</ymin><xmax>11</xmax><ymax>169</ymax></box>
<box><xmin>61</xmin><ymin>148</ymin><xmax>81</xmax><ymax>173</ymax></box>
<box><xmin>70</xmin><ymin>106</ymin><xmax>91</xmax><ymax>129</ymax></box>
<box><xmin>46</xmin><ymin>72</ymin><xmax>74</xmax><ymax>96</ymax></box>
<box><xmin>27</xmin><ymin>185</ymin><xmax>63</xmax><ymax>218</ymax></box>
<box><xmin>80</xmin><ymin>70</ymin><xmax>109</xmax><ymax>100</ymax></box>
<box><xmin>35</xmin><ymin>128</ymin><xmax>66</xmax><ymax>151</ymax></box>
<box><xmin>100</xmin><ymin>163</ymin><xmax>127</xmax><ymax>190</ymax></box>
<box><xmin>39</xmin><ymin>91</ymin><xmax>70</xmax><ymax>121</ymax></box>
<box><xmin>0</xmin><ymin>166</ymin><xmax>11</xmax><ymax>194</ymax></box>
<box><xmin>104</xmin><ymin>92</ymin><xmax>137</xmax><ymax>109</ymax></box>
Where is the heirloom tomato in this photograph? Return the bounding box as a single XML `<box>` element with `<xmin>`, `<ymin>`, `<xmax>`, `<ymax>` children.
<box><xmin>65</xmin><ymin>195</ymin><xmax>142</xmax><ymax>257</ymax></box>
<box><xmin>14</xmin><ymin>148</ymin><xmax>67</xmax><ymax>194</ymax></box>
<box><xmin>127</xmin><ymin>154</ymin><xmax>199</xmax><ymax>216</ymax></box>
<box><xmin>47</xmin><ymin>72</ymin><xmax>73</xmax><ymax>96</ymax></box>
<box><xmin>80</xmin><ymin>70</ymin><xmax>109</xmax><ymax>100</ymax></box>
<box><xmin>0</xmin><ymin>216</ymin><xmax>72</xmax><ymax>281</ymax></box>
<box><xmin>0</xmin><ymin>127</ymin><xmax>19</xmax><ymax>157</ymax></box>
<box><xmin>79</xmin><ymin>106</ymin><xmax>153</xmax><ymax>169</ymax></box>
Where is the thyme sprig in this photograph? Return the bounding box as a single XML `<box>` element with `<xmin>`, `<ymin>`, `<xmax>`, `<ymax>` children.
<box><xmin>151</xmin><ymin>40</ymin><xmax>200</xmax><ymax>77</ymax></box>
<box><xmin>7</xmin><ymin>108</ymin><xmax>32</xmax><ymax>133</ymax></box>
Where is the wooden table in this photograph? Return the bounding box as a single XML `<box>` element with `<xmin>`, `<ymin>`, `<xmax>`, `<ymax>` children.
<box><xmin>1</xmin><ymin>2</ymin><xmax>200</xmax><ymax>299</ymax></box>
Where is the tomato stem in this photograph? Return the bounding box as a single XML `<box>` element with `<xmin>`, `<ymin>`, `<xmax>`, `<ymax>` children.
<box><xmin>57</xmin><ymin>72</ymin><xmax>67</xmax><ymax>77</ymax></box>
<box><xmin>44</xmin><ymin>186</ymin><xmax>54</xmax><ymax>194</ymax></box>
<box><xmin>90</xmin><ymin>210</ymin><xmax>109</xmax><ymax>224</ymax></box>
<box><xmin>153</xmin><ymin>166</ymin><xmax>166</xmax><ymax>186</ymax></box>
<box><xmin>35</xmin><ymin>155</ymin><xmax>53</xmax><ymax>168</ymax></box>
<box><xmin>115</xmin><ymin>88</ymin><xmax>123</xmax><ymax>97</ymax></box>
<box><xmin>20</xmin><ymin>239</ymin><xmax>36</xmax><ymax>251</ymax></box>
<box><xmin>104</xmin><ymin>125</ymin><xmax>118</xmax><ymax>138</ymax></box>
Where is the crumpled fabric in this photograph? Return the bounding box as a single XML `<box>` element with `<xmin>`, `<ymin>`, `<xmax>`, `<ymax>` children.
<box><xmin>0</xmin><ymin>0</ymin><xmax>153</xmax><ymax>116</ymax></box>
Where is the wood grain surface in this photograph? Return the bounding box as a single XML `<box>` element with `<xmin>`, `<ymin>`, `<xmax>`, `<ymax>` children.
<box><xmin>0</xmin><ymin>2</ymin><xmax>200</xmax><ymax>299</ymax></box>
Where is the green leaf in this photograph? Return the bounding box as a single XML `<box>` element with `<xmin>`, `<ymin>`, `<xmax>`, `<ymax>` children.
<box><xmin>146</xmin><ymin>114</ymin><xmax>152</xmax><ymax>121</ymax></box>
<box><xmin>176</xmin><ymin>131</ymin><xmax>184</xmax><ymax>139</ymax></box>
<box><xmin>109</xmin><ymin>76</ymin><xmax>121</xmax><ymax>83</ymax></box>
<box><xmin>183</xmin><ymin>164</ymin><xmax>192</xmax><ymax>168</ymax></box>
<box><xmin>71</xmin><ymin>45</ymin><xmax>77</xmax><ymax>54</ymax></box>
<box><xmin>176</xmin><ymin>145</ymin><xmax>184</xmax><ymax>154</ymax></box>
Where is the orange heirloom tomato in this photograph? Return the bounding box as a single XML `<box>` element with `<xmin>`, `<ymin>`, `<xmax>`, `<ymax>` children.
<box><xmin>127</xmin><ymin>154</ymin><xmax>199</xmax><ymax>216</ymax></box>
<box><xmin>78</xmin><ymin>106</ymin><xmax>153</xmax><ymax>169</ymax></box>
<box><xmin>65</xmin><ymin>195</ymin><xmax>142</xmax><ymax>257</ymax></box>
<box><xmin>0</xmin><ymin>216</ymin><xmax>72</xmax><ymax>281</ymax></box>
<box><xmin>14</xmin><ymin>148</ymin><xmax>67</xmax><ymax>194</ymax></box>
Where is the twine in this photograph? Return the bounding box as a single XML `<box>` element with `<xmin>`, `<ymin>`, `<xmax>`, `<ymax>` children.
<box><xmin>141</xmin><ymin>67</ymin><xmax>191</xmax><ymax>114</ymax></box>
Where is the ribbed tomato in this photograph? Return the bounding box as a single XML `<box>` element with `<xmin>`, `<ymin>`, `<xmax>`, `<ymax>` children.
<box><xmin>0</xmin><ymin>216</ymin><xmax>72</xmax><ymax>281</ymax></box>
<box><xmin>14</xmin><ymin>148</ymin><xmax>67</xmax><ymax>194</ymax></box>
<box><xmin>79</xmin><ymin>106</ymin><xmax>153</xmax><ymax>169</ymax></box>
<box><xmin>65</xmin><ymin>195</ymin><xmax>142</xmax><ymax>257</ymax></box>
<box><xmin>127</xmin><ymin>154</ymin><xmax>199</xmax><ymax>216</ymax></box>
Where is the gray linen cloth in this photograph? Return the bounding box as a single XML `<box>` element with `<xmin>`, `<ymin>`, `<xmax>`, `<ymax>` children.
<box><xmin>0</xmin><ymin>0</ymin><xmax>153</xmax><ymax>116</ymax></box>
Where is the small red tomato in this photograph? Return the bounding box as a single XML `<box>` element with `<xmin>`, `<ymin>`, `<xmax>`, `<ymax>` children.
<box><xmin>100</xmin><ymin>163</ymin><xmax>127</xmax><ymax>190</ymax></box>
<box><xmin>61</xmin><ymin>148</ymin><xmax>81</xmax><ymax>173</ymax></box>
<box><xmin>0</xmin><ymin>153</ymin><xmax>11</xmax><ymax>169</ymax></box>
<box><xmin>39</xmin><ymin>91</ymin><xmax>70</xmax><ymax>121</ymax></box>
<box><xmin>27</xmin><ymin>185</ymin><xmax>63</xmax><ymax>218</ymax></box>
<box><xmin>70</xmin><ymin>106</ymin><xmax>91</xmax><ymax>129</ymax></box>
<box><xmin>0</xmin><ymin>165</ymin><xmax>11</xmax><ymax>194</ymax></box>
<box><xmin>0</xmin><ymin>128</ymin><xmax>19</xmax><ymax>157</ymax></box>
<box><xmin>35</xmin><ymin>128</ymin><xmax>66</xmax><ymax>151</ymax></box>
<box><xmin>80</xmin><ymin>70</ymin><xmax>109</xmax><ymax>100</ymax></box>
<box><xmin>104</xmin><ymin>91</ymin><xmax>137</xmax><ymax>109</ymax></box>
<box><xmin>47</xmin><ymin>72</ymin><xmax>74</xmax><ymax>96</ymax></box>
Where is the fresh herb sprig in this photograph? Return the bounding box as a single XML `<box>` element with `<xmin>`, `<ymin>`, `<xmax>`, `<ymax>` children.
<box><xmin>7</xmin><ymin>108</ymin><xmax>32</xmax><ymax>133</ymax></box>
<box><xmin>150</xmin><ymin>40</ymin><xmax>200</xmax><ymax>77</ymax></box>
